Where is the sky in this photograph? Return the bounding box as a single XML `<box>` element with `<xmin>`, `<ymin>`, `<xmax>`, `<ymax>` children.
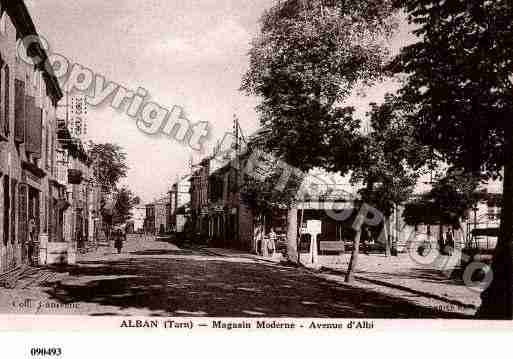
<box><xmin>25</xmin><ymin>0</ymin><xmax>421</xmax><ymax>203</ymax></box>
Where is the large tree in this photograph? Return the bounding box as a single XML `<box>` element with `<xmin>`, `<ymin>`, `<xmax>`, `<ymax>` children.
<box><xmin>351</xmin><ymin>95</ymin><xmax>428</xmax><ymax>260</ymax></box>
<box><xmin>392</xmin><ymin>0</ymin><xmax>513</xmax><ymax>318</ymax></box>
<box><xmin>241</xmin><ymin>0</ymin><xmax>399</xmax><ymax>262</ymax></box>
<box><xmin>88</xmin><ymin>142</ymin><xmax>129</xmax><ymax>193</ymax></box>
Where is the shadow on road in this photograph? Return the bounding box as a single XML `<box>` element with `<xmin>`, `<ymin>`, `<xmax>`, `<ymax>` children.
<box><xmin>40</xmin><ymin>253</ymin><xmax>472</xmax><ymax>318</ymax></box>
<box><xmin>129</xmin><ymin>249</ymin><xmax>205</xmax><ymax>256</ymax></box>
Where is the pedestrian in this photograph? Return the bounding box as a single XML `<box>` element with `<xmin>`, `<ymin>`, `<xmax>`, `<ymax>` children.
<box><xmin>438</xmin><ymin>229</ymin><xmax>446</xmax><ymax>255</ymax></box>
<box><xmin>114</xmin><ymin>228</ymin><xmax>125</xmax><ymax>254</ymax></box>
<box><xmin>268</xmin><ymin>228</ymin><xmax>277</xmax><ymax>257</ymax></box>
<box><xmin>28</xmin><ymin>217</ymin><xmax>37</xmax><ymax>266</ymax></box>
<box><xmin>446</xmin><ymin>229</ymin><xmax>454</xmax><ymax>256</ymax></box>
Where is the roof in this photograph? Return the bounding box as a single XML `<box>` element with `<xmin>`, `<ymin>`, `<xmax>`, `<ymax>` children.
<box><xmin>146</xmin><ymin>196</ymin><xmax>169</xmax><ymax>206</ymax></box>
<box><xmin>3</xmin><ymin>0</ymin><xmax>63</xmax><ymax>104</ymax></box>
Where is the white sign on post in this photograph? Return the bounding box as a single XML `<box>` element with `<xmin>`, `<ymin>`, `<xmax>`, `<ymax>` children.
<box><xmin>306</xmin><ymin>220</ymin><xmax>322</xmax><ymax>234</ymax></box>
<box><xmin>306</xmin><ymin>220</ymin><xmax>322</xmax><ymax>264</ymax></box>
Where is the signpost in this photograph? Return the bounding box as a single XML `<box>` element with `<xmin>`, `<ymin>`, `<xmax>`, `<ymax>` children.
<box><xmin>306</xmin><ymin>220</ymin><xmax>322</xmax><ymax>264</ymax></box>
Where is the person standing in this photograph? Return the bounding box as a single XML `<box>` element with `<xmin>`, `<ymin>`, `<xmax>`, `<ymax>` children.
<box><xmin>27</xmin><ymin>217</ymin><xmax>37</xmax><ymax>266</ymax></box>
<box><xmin>446</xmin><ymin>229</ymin><xmax>454</xmax><ymax>256</ymax></box>
<box><xmin>438</xmin><ymin>229</ymin><xmax>447</xmax><ymax>255</ymax></box>
<box><xmin>268</xmin><ymin>228</ymin><xmax>277</xmax><ymax>257</ymax></box>
<box><xmin>114</xmin><ymin>229</ymin><xmax>125</xmax><ymax>254</ymax></box>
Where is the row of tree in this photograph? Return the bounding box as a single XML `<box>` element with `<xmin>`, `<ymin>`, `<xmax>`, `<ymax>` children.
<box><xmin>242</xmin><ymin>0</ymin><xmax>513</xmax><ymax>318</ymax></box>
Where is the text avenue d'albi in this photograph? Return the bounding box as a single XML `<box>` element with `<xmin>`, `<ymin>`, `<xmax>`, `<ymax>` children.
<box><xmin>119</xmin><ymin>319</ymin><xmax>374</xmax><ymax>330</ymax></box>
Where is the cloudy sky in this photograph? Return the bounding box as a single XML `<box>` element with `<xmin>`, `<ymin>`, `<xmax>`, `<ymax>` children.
<box><xmin>26</xmin><ymin>0</ymin><xmax>417</xmax><ymax>202</ymax></box>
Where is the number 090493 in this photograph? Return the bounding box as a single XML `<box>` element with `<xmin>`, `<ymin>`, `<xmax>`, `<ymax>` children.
<box><xmin>30</xmin><ymin>348</ymin><xmax>62</xmax><ymax>356</ymax></box>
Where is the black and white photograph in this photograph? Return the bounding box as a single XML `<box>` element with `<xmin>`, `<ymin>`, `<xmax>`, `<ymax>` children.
<box><xmin>0</xmin><ymin>0</ymin><xmax>512</xmax><ymax>342</ymax></box>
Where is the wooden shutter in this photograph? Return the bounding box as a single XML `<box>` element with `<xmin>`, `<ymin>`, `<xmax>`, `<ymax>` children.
<box><xmin>25</xmin><ymin>95</ymin><xmax>42</xmax><ymax>157</ymax></box>
<box><xmin>14</xmin><ymin>79</ymin><xmax>25</xmax><ymax>143</ymax></box>
<box><xmin>4</xmin><ymin>65</ymin><xmax>9</xmax><ymax>136</ymax></box>
<box><xmin>0</xmin><ymin>64</ymin><xmax>4</xmax><ymax>139</ymax></box>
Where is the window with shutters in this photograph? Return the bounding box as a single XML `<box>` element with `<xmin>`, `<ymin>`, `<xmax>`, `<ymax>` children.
<box><xmin>4</xmin><ymin>65</ymin><xmax>9</xmax><ymax>136</ymax></box>
<box><xmin>0</xmin><ymin>63</ymin><xmax>4</xmax><ymax>140</ymax></box>
<box><xmin>25</xmin><ymin>95</ymin><xmax>42</xmax><ymax>158</ymax></box>
<box><xmin>14</xmin><ymin>78</ymin><xmax>25</xmax><ymax>143</ymax></box>
<box><xmin>0</xmin><ymin>62</ymin><xmax>8</xmax><ymax>140</ymax></box>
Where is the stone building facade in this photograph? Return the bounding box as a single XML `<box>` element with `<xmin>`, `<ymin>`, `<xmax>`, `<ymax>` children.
<box><xmin>0</xmin><ymin>1</ymin><xmax>63</xmax><ymax>271</ymax></box>
<box><xmin>168</xmin><ymin>174</ymin><xmax>190</xmax><ymax>232</ymax></box>
<box><xmin>189</xmin><ymin>156</ymin><xmax>254</xmax><ymax>251</ymax></box>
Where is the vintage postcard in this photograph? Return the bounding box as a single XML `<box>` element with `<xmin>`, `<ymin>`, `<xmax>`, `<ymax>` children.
<box><xmin>0</xmin><ymin>0</ymin><xmax>512</xmax><ymax>351</ymax></box>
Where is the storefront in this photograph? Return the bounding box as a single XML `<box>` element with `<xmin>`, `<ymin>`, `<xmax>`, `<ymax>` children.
<box><xmin>20</xmin><ymin>162</ymin><xmax>46</xmax><ymax>266</ymax></box>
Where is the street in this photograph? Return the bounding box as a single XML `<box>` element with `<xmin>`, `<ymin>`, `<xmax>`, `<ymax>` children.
<box><xmin>0</xmin><ymin>235</ymin><xmax>469</xmax><ymax>318</ymax></box>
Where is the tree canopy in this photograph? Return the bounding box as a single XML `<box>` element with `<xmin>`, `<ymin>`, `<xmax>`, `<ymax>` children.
<box><xmin>393</xmin><ymin>0</ymin><xmax>513</xmax><ymax>319</ymax></box>
<box><xmin>241</xmin><ymin>0</ymin><xmax>399</xmax><ymax>173</ymax></box>
<box><xmin>88</xmin><ymin>141</ymin><xmax>129</xmax><ymax>193</ymax></box>
<box><xmin>390</xmin><ymin>0</ymin><xmax>513</xmax><ymax>178</ymax></box>
<box><xmin>352</xmin><ymin>94</ymin><xmax>429</xmax><ymax>218</ymax></box>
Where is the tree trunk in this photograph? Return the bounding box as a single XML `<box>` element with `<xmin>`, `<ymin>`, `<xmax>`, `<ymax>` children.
<box><xmin>384</xmin><ymin>216</ymin><xmax>391</xmax><ymax>257</ymax></box>
<box><xmin>477</xmin><ymin>121</ymin><xmax>513</xmax><ymax>319</ymax></box>
<box><xmin>392</xmin><ymin>204</ymin><xmax>399</xmax><ymax>256</ymax></box>
<box><xmin>346</xmin><ymin>183</ymin><xmax>373</xmax><ymax>281</ymax></box>
<box><xmin>298</xmin><ymin>207</ymin><xmax>304</xmax><ymax>264</ymax></box>
<box><xmin>345</xmin><ymin>228</ymin><xmax>361</xmax><ymax>282</ymax></box>
<box><xmin>439</xmin><ymin>222</ymin><xmax>444</xmax><ymax>254</ymax></box>
<box><xmin>286</xmin><ymin>205</ymin><xmax>298</xmax><ymax>263</ymax></box>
